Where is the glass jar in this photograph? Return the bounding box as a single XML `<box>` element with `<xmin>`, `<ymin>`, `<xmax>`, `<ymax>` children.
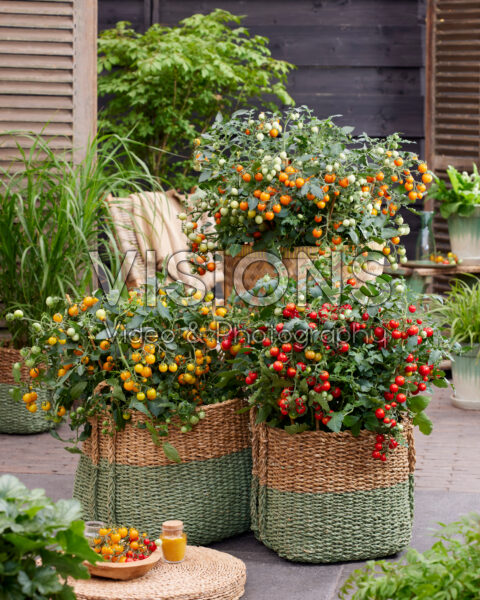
<box><xmin>83</xmin><ymin>521</ymin><xmax>105</xmax><ymax>546</ymax></box>
<box><xmin>160</xmin><ymin>520</ymin><xmax>187</xmax><ymax>563</ymax></box>
<box><xmin>415</xmin><ymin>210</ymin><xmax>436</xmax><ymax>263</ymax></box>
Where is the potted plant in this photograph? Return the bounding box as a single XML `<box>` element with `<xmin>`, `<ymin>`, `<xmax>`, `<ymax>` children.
<box><xmin>0</xmin><ymin>132</ymin><xmax>159</xmax><ymax>434</ymax></box>
<box><xmin>430</xmin><ymin>277</ymin><xmax>480</xmax><ymax>410</ymax></box>
<box><xmin>0</xmin><ymin>474</ymin><xmax>100</xmax><ymax>599</ymax></box>
<box><xmin>228</xmin><ymin>277</ymin><xmax>450</xmax><ymax>562</ymax></box>
<box><xmin>427</xmin><ymin>165</ymin><xmax>480</xmax><ymax>262</ymax></box>
<box><xmin>17</xmin><ymin>280</ymin><xmax>251</xmax><ymax>545</ymax></box>
<box><xmin>182</xmin><ymin>106</ymin><xmax>433</xmax><ymax>297</ymax></box>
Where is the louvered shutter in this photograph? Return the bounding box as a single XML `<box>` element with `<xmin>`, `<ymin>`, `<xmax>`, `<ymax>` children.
<box><xmin>425</xmin><ymin>0</ymin><xmax>480</xmax><ymax>290</ymax></box>
<box><xmin>0</xmin><ymin>0</ymin><xmax>97</xmax><ymax>168</ymax></box>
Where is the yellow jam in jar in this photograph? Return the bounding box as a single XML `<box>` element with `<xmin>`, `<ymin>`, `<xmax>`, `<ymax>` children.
<box><xmin>160</xmin><ymin>520</ymin><xmax>187</xmax><ymax>563</ymax></box>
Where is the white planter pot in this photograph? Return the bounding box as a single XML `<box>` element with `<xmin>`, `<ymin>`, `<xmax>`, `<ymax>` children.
<box><xmin>451</xmin><ymin>347</ymin><xmax>480</xmax><ymax>410</ymax></box>
<box><xmin>448</xmin><ymin>205</ymin><xmax>480</xmax><ymax>262</ymax></box>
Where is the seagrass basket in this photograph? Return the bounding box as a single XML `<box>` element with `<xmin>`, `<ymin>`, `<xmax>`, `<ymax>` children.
<box><xmin>74</xmin><ymin>397</ymin><xmax>252</xmax><ymax>545</ymax></box>
<box><xmin>0</xmin><ymin>347</ymin><xmax>52</xmax><ymax>434</ymax></box>
<box><xmin>250</xmin><ymin>411</ymin><xmax>415</xmax><ymax>563</ymax></box>
<box><xmin>222</xmin><ymin>244</ymin><xmax>384</xmax><ymax>299</ymax></box>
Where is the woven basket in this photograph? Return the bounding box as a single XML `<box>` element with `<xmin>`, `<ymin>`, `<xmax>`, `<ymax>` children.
<box><xmin>250</xmin><ymin>412</ymin><xmax>415</xmax><ymax>563</ymax></box>
<box><xmin>222</xmin><ymin>244</ymin><xmax>384</xmax><ymax>299</ymax></box>
<box><xmin>74</xmin><ymin>398</ymin><xmax>252</xmax><ymax>545</ymax></box>
<box><xmin>0</xmin><ymin>347</ymin><xmax>52</xmax><ymax>434</ymax></box>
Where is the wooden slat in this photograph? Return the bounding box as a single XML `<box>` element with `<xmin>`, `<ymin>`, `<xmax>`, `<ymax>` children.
<box><xmin>0</xmin><ymin>147</ymin><xmax>72</xmax><ymax>161</ymax></box>
<box><xmin>0</xmin><ymin>133</ymin><xmax>72</xmax><ymax>148</ymax></box>
<box><xmin>0</xmin><ymin>1</ymin><xmax>73</xmax><ymax>16</ymax></box>
<box><xmin>0</xmin><ymin>67</ymin><xmax>72</xmax><ymax>82</ymax></box>
<box><xmin>0</xmin><ymin>54</ymin><xmax>72</xmax><ymax>69</ymax></box>
<box><xmin>0</xmin><ymin>80</ymin><xmax>72</xmax><ymax>95</ymax></box>
<box><xmin>0</xmin><ymin>121</ymin><xmax>73</xmax><ymax>135</ymax></box>
<box><xmin>0</xmin><ymin>95</ymin><xmax>73</xmax><ymax>109</ymax></box>
<box><xmin>0</xmin><ymin>14</ymin><xmax>73</xmax><ymax>29</ymax></box>
<box><xmin>0</xmin><ymin>41</ymin><xmax>73</xmax><ymax>55</ymax></box>
<box><xmin>0</xmin><ymin>108</ymin><xmax>72</xmax><ymax>123</ymax></box>
<box><xmin>0</xmin><ymin>27</ymin><xmax>72</xmax><ymax>42</ymax></box>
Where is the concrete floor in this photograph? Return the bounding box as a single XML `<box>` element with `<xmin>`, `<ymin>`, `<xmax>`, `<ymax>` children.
<box><xmin>2</xmin><ymin>387</ymin><xmax>480</xmax><ymax>600</ymax></box>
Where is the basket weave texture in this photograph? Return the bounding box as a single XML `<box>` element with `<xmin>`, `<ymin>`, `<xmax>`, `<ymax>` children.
<box><xmin>74</xmin><ymin>398</ymin><xmax>252</xmax><ymax>544</ymax></box>
<box><xmin>222</xmin><ymin>244</ymin><xmax>384</xmax><ymax>299</ymax></box>
<box><xmin>0</xmin><ymin>347</ymin><xmax>52</xmax><ymax>434</ymax></box>
<box><xmin>251</xmin><ymin>411</ymin><xmax>416</xmax><ymax>563</ymax></box>
<box><xmin>71</xmin><ymin>546</ymin><xmax>246</xmax><ymax>600</ymax></box>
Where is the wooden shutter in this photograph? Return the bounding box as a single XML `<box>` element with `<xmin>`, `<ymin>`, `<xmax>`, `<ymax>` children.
<box><xmin>425</xmin><ymin>0</ymin><xmax>480</xmax><ymax>291</ymax></box>
<box><xmin>425</xmin><ymin>0</ymin><xmax>480</xmax><ymax>172</ymax></box>
<box><xmin>0</xmin><ymin>0</ymin><xmax>97</xmax><ymax>168</ymax></box>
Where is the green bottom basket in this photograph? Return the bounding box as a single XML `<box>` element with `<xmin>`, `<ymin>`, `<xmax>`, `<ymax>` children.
<box><xmin>251</xmin><ymin>415</ymin><xmax>415</xmax><ymax>563</ymax></box>
<box><xmin>0</xmin><ymin>383</ymin><xmax>53</xmax><ymax>434</ymax></box>
<box><xmin>74</xmin><ymin>398</ymin><xmax>252</xmax><ymax>544</ymax></box>
<box><xmin>0</xmin><ymin>347</ymin><xmax>53</xmax><ymax>435</ymax></box>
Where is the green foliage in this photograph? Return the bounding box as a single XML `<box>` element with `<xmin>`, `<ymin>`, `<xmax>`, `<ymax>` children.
<box><xmin>182</xmin><ymin>106</ymin><xmax>428</xmax><ymax>266</ymax></box>
<box><xmin>0</xmin><ymin>474</ymin><xmax>100</xmax><ymax>600</ymax></box>
<box><xmin>16</xmin><ymin>279</ymin><xmax>243</xmax><ymax>452</ymax></box>
<box><xmin>339</xmin><ymin>514</ymin><xmax>480</xmax><ymax>599</ymax></box>
<box><xmin>429</xmin><ymin>276</ymin><xmax>480</xmax><ymax>349</ymax></box>
<box><xmin>427</xmin><ymin>164</ymin><xmax>480</xmax><ymax>219</ymax></box>
<box><xmin>231</xmin><ymin>275</ymin><xmax>452</xmax><ymax>452</ymax></box>
<box><xmin>0</xmin><ymin>132</ymin><xmax>161</xmax><ymax>347</ymax></box>
<box><xmin>98</xmin><ymin>10</ymin><xmax>294</xmax><ymax>189</ymax></box>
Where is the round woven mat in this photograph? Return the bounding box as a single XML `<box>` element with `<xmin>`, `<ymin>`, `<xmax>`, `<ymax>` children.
<box><xmin>72</xmin><ymin>546</ymin><xmax>246</xmax><ymax>600</ymax></box>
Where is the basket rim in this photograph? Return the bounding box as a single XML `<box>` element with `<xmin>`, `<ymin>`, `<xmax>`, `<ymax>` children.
<box><xmin>252</xmin><ymin>415</ymin><xmax>410</xmax><ymax>441</ymax></box>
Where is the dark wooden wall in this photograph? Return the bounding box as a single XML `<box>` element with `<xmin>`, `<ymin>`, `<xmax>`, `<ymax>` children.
<box><xmin>98</xmin><ymin>0</ymin><xmax>426</xmax><ymax>249</ymax></box>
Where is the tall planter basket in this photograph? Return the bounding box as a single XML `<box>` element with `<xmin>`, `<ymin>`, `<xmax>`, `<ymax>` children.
<box><xmin>0</xmin><ymin>347</ymin><xmax>52</xmax><ymax>434</ymax></box>
<box><xmin>251</xmin><ymin>413</ymin><xmax>415</xmax><ymax>563</ymax></box>
<box><xmin>74</xmin><ymin>398</ymin><xmax>252</xmax><ymax>545</ymax></box>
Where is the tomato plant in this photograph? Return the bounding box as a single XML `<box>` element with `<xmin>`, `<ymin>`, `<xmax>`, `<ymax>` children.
<box><xmin>182</xmin><ymin>106</ymin><xmax>434</xmax><ymax>280</ymax></box>
<box><xmin>226</xmin><ymin>275</ymin><xmax>452</xmax><ymax>460</ymax></box>
<box><xmin>14</xmin><ymin>279</ymin><xmax>245</xmax><ymax>456</ymax></box>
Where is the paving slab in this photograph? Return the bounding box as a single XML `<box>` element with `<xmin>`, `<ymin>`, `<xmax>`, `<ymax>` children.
<box><xmin>1</xmin><ymin>388</ymin><xmax>480</xmax><ymax>600</ymax></box>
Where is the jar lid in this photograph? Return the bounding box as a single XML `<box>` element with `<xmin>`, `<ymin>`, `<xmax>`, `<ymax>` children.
<box><xmin>162</xmin><ymin>520</ymin><xmax>183</xmax><ymax>533</ymax></box>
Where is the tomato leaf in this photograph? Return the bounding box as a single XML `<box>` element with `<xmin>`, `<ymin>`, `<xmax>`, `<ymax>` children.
<box><xmin>413</xmin><ymin>411</ymin><xmax>433</xmax><ymax>435</ymax></box>
<box><xmin>408</xmin><ymin>395</ymin><xmax>431</xmax><ymax>413</ymax></box>
<box><xmin>162</xmin><ymin>442</ymin><xmax>181</xmax><ymax>464</ymax></box>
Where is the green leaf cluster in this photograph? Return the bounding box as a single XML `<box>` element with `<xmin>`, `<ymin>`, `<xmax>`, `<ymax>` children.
<box><xmin>339</xmin><ymin>513</ymin><xmax>480</xmax><ymax>599</ymax></box>
<box><xmin>0</xmin><ymin>475</ymin><xmax>100</xmax><ymax>600</ymax></box>
<box><xmin>231</xmin><ymin>275</ymin><xmax>452</xmax><ymax>446</ymax></box>
<box><xmin>16</xmin><ymin>278</ymin><xmax>244</xmax><ymax>455</ymax></box>
<box><xmin>0</xmin><ymin>132</ymin><xmax>161</xmax><ymax>347</ymax></box>
<box><xmin>98</xmin><ymin>10</ymin><xmax>295</xmax><ymax>189</ymax></box>
<box><xmin>427</xmin><ymin>164</ymin><xmax>480</xmax><ymax>219</ymax></box>
<box><xmin>429</xmin><ymin>276</ymin><xmax>480</xmax><ymax>349</ymax></box>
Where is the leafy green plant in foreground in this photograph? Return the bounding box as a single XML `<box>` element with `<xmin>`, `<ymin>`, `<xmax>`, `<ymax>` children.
<box><xmin>0</xmin><ymin>474</ymin><xmax>100</xmax><ymax>600</ymax></box>
<box><xmin>339</xmin><ymin>514</ymin><xmax>480</xmax><ymax>599</ymax></box>
<box><xmin>98</xmin><ymin>9</ymin><xmax>294</xmax><ymax>188</ymax></box>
